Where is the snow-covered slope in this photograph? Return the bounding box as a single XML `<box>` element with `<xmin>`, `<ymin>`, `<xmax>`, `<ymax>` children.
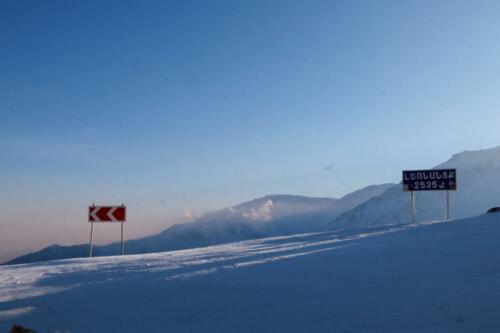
<box><xmin>2</xmin><ymin>213</ymin><xmax>500</xmax><ymax>332</ymax></box>
<box><xmin>5</xmin><ymin>184</ymin><xmax>393</xmax><ymax>265</ymax></box>
<box><xmin>329</xmin><ymin>146</ymin><xmax>500</xmax><ymax>230</ymax></box>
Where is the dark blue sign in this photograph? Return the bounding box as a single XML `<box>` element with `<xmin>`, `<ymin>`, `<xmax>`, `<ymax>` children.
<box><xmin>402</xmin><ymin>169</ymin><xmax>457</xmax><ymax>191</ymax></box>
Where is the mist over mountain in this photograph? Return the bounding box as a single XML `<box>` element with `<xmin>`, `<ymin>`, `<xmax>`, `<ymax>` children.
<box><xmin>329</xmin><ymin>146</ymin><xmax>500</xmax><ymax>230</ymax></box>
<box><xmin>5</xmin><ymin>183</ymin><xmax>393</xmax><ymax>265</ymax></box>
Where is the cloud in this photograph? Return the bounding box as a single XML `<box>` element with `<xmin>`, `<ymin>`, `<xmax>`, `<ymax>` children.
<box><xmin>184</xmin><ymin>210</ymin><xmax>194</xmax><ymax>220</ymax></box>
<box><xmin>242</xmin><ymin>199</ymin><xmax>273</xmax><ymax>221</ymax></box>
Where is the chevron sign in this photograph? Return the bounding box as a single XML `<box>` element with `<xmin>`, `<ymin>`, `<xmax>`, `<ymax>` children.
<box><xmin>88</xmin><ymin>206</ymin><xmax>126</xmax><ymax>222</ymax></box>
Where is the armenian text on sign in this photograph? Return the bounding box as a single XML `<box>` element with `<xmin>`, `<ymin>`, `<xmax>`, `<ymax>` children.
<box><xmin>402</xmin><ymin>169</ymin><xmax>457</xmax><ymax>192</ymax></box>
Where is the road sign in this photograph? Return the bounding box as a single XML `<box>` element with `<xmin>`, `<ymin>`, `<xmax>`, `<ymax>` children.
<box><xmin>88</xmin><ymin>206</ymin><xmax>126</xmax><ymax>222</ymax></box>
<box><xmin>402</xmin><ymin>169</ymin><xmax>457</xmax><ymax>223</ymax></box>
<box><xmin>88</xmin><ymin>205</ymin><xmax>126</xmax><ymax>257</ymax></box>
<box><xmin>402</xmin><ymin>169</ymin><xmax>457</xmax><ymax>192</ymax></box>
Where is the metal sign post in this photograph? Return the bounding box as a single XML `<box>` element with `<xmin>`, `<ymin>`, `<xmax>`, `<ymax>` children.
<box><xmin>403</xmin><ymin>169</ymin><xmax>457</xmax><ymax>223</ymax></box>
<box><xmin>88</xmin><ymin>204</ymin><xmax>127</xmax><ymax>257</ymax></box>
<box><xmin>120</xmin><ymin>221</ymin><xmax>124</xmax><ymax>255</ymax></box>
<box><xmin>446</xmin><ymin>190</ymin><xmax>450</xmax><ymax>221</ymax></box>
<box><xmin>89</xmin><ymin>220</ymin><xmax>94</xmax><ymax>257</ymax></box>
<box><xmin>411</xmin><ymin>191</ymin><xmax>416</xmax><ymax>224</ymax></box>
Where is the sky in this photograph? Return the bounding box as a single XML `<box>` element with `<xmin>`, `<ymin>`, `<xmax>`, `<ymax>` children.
<box><xmin>1</xmin><ymin>0</ymin><xmax>500</xmax><ymax>262</ymax></box>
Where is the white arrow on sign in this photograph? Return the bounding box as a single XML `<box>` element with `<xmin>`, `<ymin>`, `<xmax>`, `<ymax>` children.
<box><xmin>90</xmin><ymin>207</ymin><xmax>99</xmax><ymax>221</ymax></box>
<box><xmin>107</xmin><ymin>206</ymin><xmax>118</xmax><ymax>222</ymax></box>
<box><xmin>89</xmin><ymin>205</ymin><xmax>126</xmax><ymax>222</ymax></box>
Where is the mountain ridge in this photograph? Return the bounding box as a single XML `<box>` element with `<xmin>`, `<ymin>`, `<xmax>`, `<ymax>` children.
<box><xmin>329</xmin><ymin>145</ymin><xmax>500</xmax><ymax>230</ymax></box>
<box><xmin>5</xmin><ymin>183</ymin><xmax>393</xmax><ymax>265</ymax></box>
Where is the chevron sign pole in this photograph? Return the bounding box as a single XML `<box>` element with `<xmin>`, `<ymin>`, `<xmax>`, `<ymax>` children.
<box><xmin>88</xmin><ymin>205</ymin><xmax>126</xmax><ymax>257</ymax></box>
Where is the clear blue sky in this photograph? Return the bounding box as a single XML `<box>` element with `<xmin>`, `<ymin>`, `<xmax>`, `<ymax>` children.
<box><xmin>1</xmin><ymin>0</ymin><xmax>500</xmax><ymax>260</ymax></box>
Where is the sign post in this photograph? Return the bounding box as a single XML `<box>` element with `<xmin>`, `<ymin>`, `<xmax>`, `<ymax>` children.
<box><xmin>446</xmin><ymin>190</ymin><xmax>450</xmax><ymax>220</ymax></box>
<box><xmin>411</xmin><ymin>191</ymin><xmax>416</xmax><ymax>224</ymax></box>
<box><xmin>89</xmin><ymin>219</ymin><xmax>94</xmax><ymax>257</ymax></box>
<box><xmin>121</xmin><ymin>221</ymin><xmax>124</xmax><ymax>255</ymax></box>
<box><xmin>88</xmin><ymin>205</ymin><xmax>127</xmax><ymax>257</ymax></box>
<box><xmin>402</xmin><ymin>169</ymin><xmax>457</xmax><ymax>223</ymax></box>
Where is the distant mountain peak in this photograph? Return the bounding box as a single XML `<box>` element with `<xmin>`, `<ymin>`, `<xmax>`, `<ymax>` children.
<box><xmin>434</xmin><ymin>145</ymin><xmax>500</xmax><ymax>172</ymax></box>
<box><xmin>330</xmin><ymin>145</ymin><xmax>500</xmax><ymax>231</ymax></box>
<box><xmin>241</xmin><ymin>198</ymin><xmax>274</xmax><ymax>221</ymax></box>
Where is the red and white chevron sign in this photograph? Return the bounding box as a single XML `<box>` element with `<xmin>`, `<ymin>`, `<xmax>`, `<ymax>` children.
<box><xmin>88</xmin><ymin>206</ymin><xmax>126</xmax><ymax>222</ymax></box>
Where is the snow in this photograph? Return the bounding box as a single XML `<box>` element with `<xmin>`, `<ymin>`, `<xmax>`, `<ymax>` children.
<box><xmin>2</xmin><ymin>213</ymin><xmax>500</xmax><ymax>332</ymax></box>
<box><xmin>330</xmin><ymin>146</ymin><xmax>500</xmax><ymax>230</ymax></box>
